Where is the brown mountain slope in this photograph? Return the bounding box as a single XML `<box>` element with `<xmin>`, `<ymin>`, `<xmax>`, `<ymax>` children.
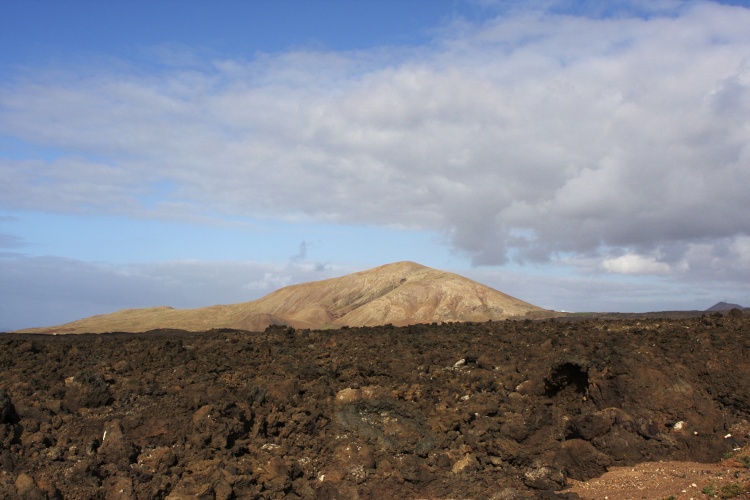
<box><xmin>16</xmin><ymin>261</ymin><xmax>553</xmax><ymax>334</ymax></box>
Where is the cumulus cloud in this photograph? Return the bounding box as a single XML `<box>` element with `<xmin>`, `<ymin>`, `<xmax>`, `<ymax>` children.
<box><xmin>1</xmin><ymin>1</ymin><xmax>749</xmax><ymax>278</ymax></box>
<box><xmin>602</xmin><ymin>253</ymin><xmax>673</xmax><ymax>275</ymax></box>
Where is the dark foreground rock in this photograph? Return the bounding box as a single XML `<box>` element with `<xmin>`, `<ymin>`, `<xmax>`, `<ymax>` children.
<box><xmin>1</xmin><ymin>313</ymin><xmax>749</xmax><ymax>498</ymax></box>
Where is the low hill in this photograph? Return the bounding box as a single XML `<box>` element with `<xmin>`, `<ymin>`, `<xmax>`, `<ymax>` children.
<box><xmin>706</xmin><ymin>301</ymin><xmax>748</xmax><ymax>312</ymax></box>
<box><xmin>16</xmin><ymin>261</ymin><xmax>554</xmax><ymax>334</ymax></box>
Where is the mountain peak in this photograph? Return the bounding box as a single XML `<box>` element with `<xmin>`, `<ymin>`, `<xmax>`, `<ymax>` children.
<box><xmin>377</xmin><ymin>260</ymin><xmax>424</xmax><ymax>270</ymax></box>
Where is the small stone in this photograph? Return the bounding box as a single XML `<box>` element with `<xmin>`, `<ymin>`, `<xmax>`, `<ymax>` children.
<box><xmin>452</xmin><ymin>454</ymin><xmax>480</xmax><ymax>474</ymax></box>
<box><xmin>113</xmin><ymin>360</ymin><xmax>131</xmax><ymax>373</ymax></box>
<box><xmin>15</xmin><ymin>473</ymin><xmax>41</xmax><ymax>497</ymax></box>
<box><xmin>137</xmin><ymin>447</ymin><xmax>176</xmax><ymax>474</ymax></box>
<box><xmin>98</xmin><ymin>420</ymin><xmax>137</xmax><ymax>466</ymax></box>
<box><xmin>523</xmin><ymin>466</ymin><xmax>567</xmax><ymax>490</ymax></box>
<box><xmin>104</xmin><ymin>476</ymin><xmax>134</xmax><ymax>500</ymax></box>
<box><xmin>46</xmin><ymin>447</ymin><xmax>63</xmax><ymax>461</ymax></box>
<box><xmin>335</xmin><ymin>388</ymin><xmax>361</xmax><ymax>404</ymax></box>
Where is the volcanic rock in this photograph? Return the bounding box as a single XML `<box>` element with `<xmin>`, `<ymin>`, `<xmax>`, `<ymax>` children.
<box><xmin>1</xmin><ymin>315</ymin><xmax>750</xmax><ymax>498</ymax></box>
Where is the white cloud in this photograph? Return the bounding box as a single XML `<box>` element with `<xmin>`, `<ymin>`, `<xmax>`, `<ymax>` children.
<box><xmin>1</xmin><ymin>1</ymin><xmax>750</xmax><ymax>280</ymax></box>
<box><xmin>243</xmin><ymin>272</ymin><xmax>294</xmax><ymax>292</ymax></box>
<box><xmin>602</xmin><ymin>253</ymin><xmax>672</xmax><ymax>275</ymax></box>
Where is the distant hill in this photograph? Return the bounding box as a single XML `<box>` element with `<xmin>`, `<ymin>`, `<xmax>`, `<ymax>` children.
<box><xmin>15</xmin><ymin>261</ymin><xmax>556</xmax><ymax>334</ymax></box>
<box><xmin>706</xmin><ymin>302</ymin><xmax>748</xmax><ymax>312</ymax></box>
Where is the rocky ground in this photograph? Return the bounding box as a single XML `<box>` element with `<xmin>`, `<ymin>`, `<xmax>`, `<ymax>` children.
<box><xmin>1</xmin><ymin>311</ymin><xmax>749</xmax><ymax>499</ymax></box>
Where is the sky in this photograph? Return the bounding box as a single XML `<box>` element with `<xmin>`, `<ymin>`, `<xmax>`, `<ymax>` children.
<box><xmin>2</xmin><ymin>0</ymin><xmax>750</xmax><ymax>331</ymax></box>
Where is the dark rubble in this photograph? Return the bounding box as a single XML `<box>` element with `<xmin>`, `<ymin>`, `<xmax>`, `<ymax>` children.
<box><xmin>1</xmin><ymin>312</ymin><xmax>749</xmax><ymax>499</ymax></box>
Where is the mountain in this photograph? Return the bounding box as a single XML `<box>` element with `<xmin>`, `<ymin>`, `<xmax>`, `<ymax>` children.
<box><xmin>705</xmin><ymin>301</ymin><xmax>748</xmax><ymax>312</ymax></box>
<box><xmin>15</xmin><ymin>261</ymin><xmax>554</xmax><ymax>334</ymax></box>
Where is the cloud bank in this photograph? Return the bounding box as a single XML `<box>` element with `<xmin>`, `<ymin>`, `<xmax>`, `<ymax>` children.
<box><xmin>2</xmin><ymin>1</ymin><xmax>750</xmax><ymax>283</ymax></box>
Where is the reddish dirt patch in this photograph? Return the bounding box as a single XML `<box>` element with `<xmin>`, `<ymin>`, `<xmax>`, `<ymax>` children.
<box><xmin>564</xmin><ymin>456</ymin><xmax>750</xmax><ymax>499</ymax></box>
<box><xmin>1</xmin><ymin>312</ymin><xmax>749</xmax><ymax>498</ymax></box>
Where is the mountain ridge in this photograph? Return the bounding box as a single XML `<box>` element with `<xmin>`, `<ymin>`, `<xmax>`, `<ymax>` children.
<box><xmin>15</xmin><ymin>261</ymin><xmax>555</xmax><ymax>334</ymax></box>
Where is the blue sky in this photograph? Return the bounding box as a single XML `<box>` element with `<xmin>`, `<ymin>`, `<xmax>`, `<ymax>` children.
<box><xmin>2</xmin><ymin>0</ymin><xmax>750</xmax><ymax>330</ymax></box>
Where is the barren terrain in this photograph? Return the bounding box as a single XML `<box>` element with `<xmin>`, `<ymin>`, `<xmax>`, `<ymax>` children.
<box><xmin>15</xmin><ymin>262</ymin><xmax>555</xmax><ymax>335</ymax></box>
<box><xmin>2</xmin><ymin>311</ymin><xmax>750</xmax><ymax>498</ymax></box>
